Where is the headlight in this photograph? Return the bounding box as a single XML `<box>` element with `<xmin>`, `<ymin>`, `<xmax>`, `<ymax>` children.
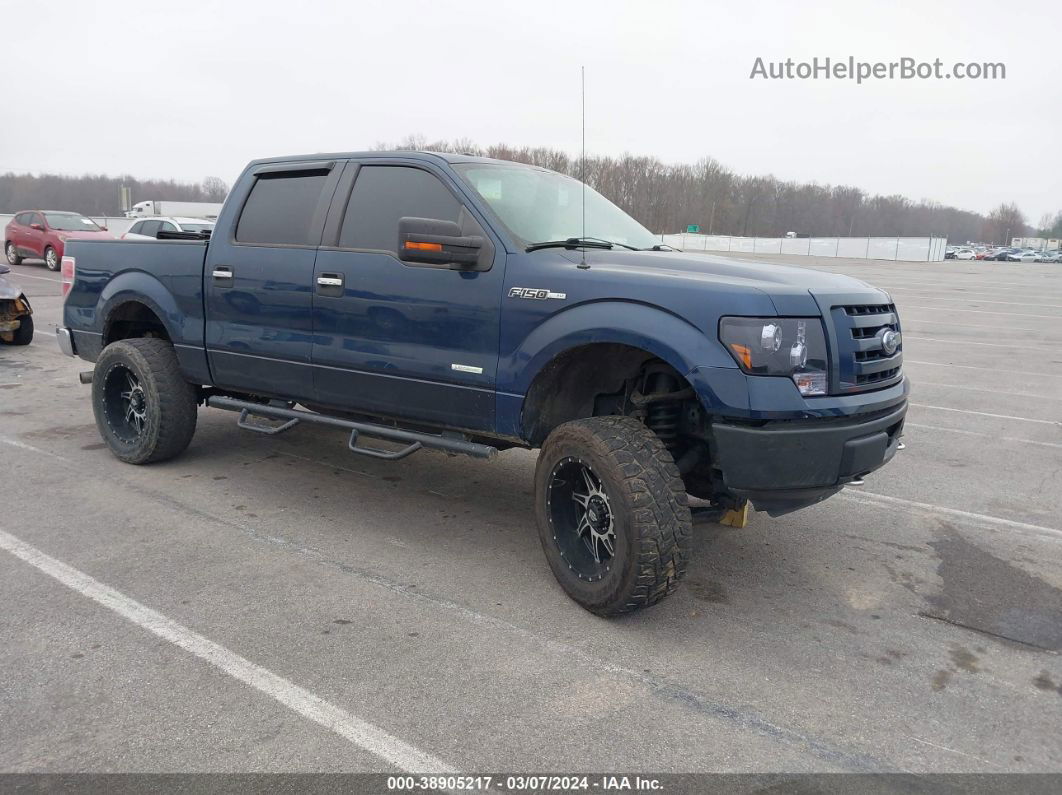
<box><xmin>720</xmin><ymin>317</ymin><xmax>829</xmax><ymax>396</ymax></box>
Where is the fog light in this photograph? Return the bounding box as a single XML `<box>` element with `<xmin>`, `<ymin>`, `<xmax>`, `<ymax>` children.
<box><xmin>792</xmin><ymin>371</ymin><xmax>827</xmax><ymax>396</ymax></box>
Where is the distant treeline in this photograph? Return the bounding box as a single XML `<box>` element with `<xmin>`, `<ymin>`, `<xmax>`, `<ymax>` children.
<box><xmin>4</xmin><ymin>146</ymin><xmax>1054</xmax><ymax>244</ymax></box>
<box><xmin>0</xmin><ymin>173</ymin><xmax>229</xmax><ymax>216</ymax></box>
<box><xmin>378</xmin><ymin>136</ymin><xmax>1042</xmax><ymax>244</ymax></box>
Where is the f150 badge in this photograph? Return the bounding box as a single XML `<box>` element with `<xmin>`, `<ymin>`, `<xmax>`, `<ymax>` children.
<box><xmin>509</xmin><ymin>287</ymin><xmax>567</xmax><ymax>300</ymax></box>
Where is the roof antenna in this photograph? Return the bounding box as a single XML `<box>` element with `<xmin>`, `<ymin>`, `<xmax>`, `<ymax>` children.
<box><xmin>578</xmin><ymin>65</ymin><xmax>590</xmax><ymax>270</ymax></box>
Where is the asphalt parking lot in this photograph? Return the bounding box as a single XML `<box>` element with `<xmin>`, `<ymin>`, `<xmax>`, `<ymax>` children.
<box><xmin>1</xmin><ymin>253</ymin><xmax>1060</xmax><ymax>775</ymax></box>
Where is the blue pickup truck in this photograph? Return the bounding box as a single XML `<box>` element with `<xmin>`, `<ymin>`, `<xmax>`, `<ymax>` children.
<box><xmin>58</xmin><ymin>151</ymin><xmax>907</xmax><ymax>615</ymax></box>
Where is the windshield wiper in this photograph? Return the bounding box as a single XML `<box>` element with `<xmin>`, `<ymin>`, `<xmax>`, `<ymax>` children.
<box><xmin>526</xmin><ymin>236</ymin><xmax>643</xmax><ymax>252</ymax></box>
<box><xmin>526</xmin><ymin>237</ymin><xmax>614</xmax><ymax>253</ymax></box>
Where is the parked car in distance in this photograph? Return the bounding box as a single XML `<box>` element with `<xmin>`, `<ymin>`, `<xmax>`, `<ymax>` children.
<box><xmin>5</xmin><ymin>211</ymin><xmax>113</xmax><ymax>271</ymax></box>
<box><xmin>985</xmin><ymin>248</ymin><xmax>1016</xmax><ymax>261</ymax></box>
<box><xmin>122</xmin><ymin>217</ymin><xmax>215</xmax><ymax>240</ymax></box>
<box><xmin>954</xmin><ymin>248</ymin><xmax>976</xmax><ymax>260</ymax></box>
<box><xmin>1006</xmin><ymin>250</ymin><xmax>1039</xmax><ymax>262</ymax></box>
<box><xmin>1035</xmin><ymin>251</ymin><xmax>1061</xmax><ymax>262</ymax></box>
<box><xmin>944</xmin><ymin>246</ymin><xmax>958</xmax><ymax>259</ymax></box>
<box><xmin>0</xmin><ymin>262</ymin><xmax>33</xmax><ymax>345</ymax></box>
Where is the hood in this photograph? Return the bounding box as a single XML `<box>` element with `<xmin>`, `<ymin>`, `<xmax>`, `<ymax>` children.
<box><xmin>562</xmin><ymin>248</ymin><xmax>872</xmax><ymax>290</ymax></box>
<box><xmin>558</xmin><ymin>248</ymin><xmax>890</xmax><ymax>315</ymax></box>
<box><xmin>56</xmin><ymin>229</ymin><xmax>114</xmax><ymax>241</ymax></box>
<box><xmin>0</xmin><ymin>274</ymin><xmax>24</xmax><ymax>300</ymax></box>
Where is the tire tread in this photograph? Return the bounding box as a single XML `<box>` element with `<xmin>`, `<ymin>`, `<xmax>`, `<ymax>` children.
<box><xmin>536</xmin><ymin>415</ymin><xmax>692</xmax><ymax>616</ymax></box>
<box><xmin>93</xmin><ymin>338</ymin><xmax>197</xmax><ymax>464</ymax></box>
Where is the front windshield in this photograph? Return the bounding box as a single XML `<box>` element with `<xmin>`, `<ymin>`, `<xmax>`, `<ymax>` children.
<box><xmin>453</xmin><ymin>164</ymin><xmax>659</xmax><ymax>249</ymax></box>
<box><xmin>45</xmin><ymin>213</ymin><xmax>101</xmax><ymax>231</ymax></box>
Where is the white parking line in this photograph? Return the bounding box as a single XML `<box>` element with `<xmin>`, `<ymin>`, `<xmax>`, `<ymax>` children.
<box><xmin>896</xmin><ymin>306</ymin><xmax>1060</xmax><ymax>320</ymax></box>
<box><xmin>879</xmin><ymin>282</ymin><xmax>1059</xmax><ymax>293</ymax></box>
<box><xmin>909</xmin><ymin>403</ymin><xmax>1061</xmax><ymax>426</ymax></box>
<box><xmin>912</xmin><ymin>382</ymin><xmax>1062</xmax><ymax>401</ymax></box>
<box><xmin>904</xmin><ymin>359</ymin><xmax>1062</xmax><ymax>379</ymax></box>
<box><xmin>838</xmin><ymin>491</ymin><xmax>1062</xmax><ymax>541</ymax></box>
<box><xmin>6</xmin><ymin>270</ymin><xmax>60</xmax><ymax>283</ymax></box>
<box><xmin>905</xmin><ymin>335</ymin><xmax>1054</xmax><ymax>350</ymax></box>
<box><xmin>900</xmin><ymin>319</ymin><xmax>1043</xmax><ymax>333</ymax></box>
<box><xmin>904</xmin><ymin>422</ymin><xmax>1062</xmax><ymax>450</ymax></box>
<box><xmin>0</xmin><ymin>527</ymin><xmax>457</xmax><ymax>775</ymax></box>
<box><xmin>884</xmin><ymin>294</ymin><xmax>1062</xmax><ymax>310</ymax></box>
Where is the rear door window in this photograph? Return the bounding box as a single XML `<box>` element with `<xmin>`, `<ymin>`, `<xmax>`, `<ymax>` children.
<box><xmin>338</xmin><ymin>166</ymin><xmax>462</xmax><ymax>253</ymax></box>
<box><xmin>140</xmin><ymin>220</ymin><xmax>161</xmax><ymax>238</ymax></box>
<box><xmin>235</xmin><ymin>170</ymin><xmax>330</xmax><ymax>246</ymax></box>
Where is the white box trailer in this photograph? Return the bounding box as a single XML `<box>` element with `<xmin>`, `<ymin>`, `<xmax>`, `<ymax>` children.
<box><xmin>1011</xmin><ymin>236</ymin><xmax>1058</xmax><ymax>250</ymax></box>
<box><xmin>125</xmin><ymin>201</ymin><xmax>223</xmax><ymax>220</ymax></box>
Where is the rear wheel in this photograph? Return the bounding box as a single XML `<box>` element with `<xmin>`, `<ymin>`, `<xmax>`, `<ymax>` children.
<box><xmin>5</xmin><ymin>242</ymin><xmax>20</xmax><ymax>266</ymax></box>
<box><xmin>92</xmin><ymin>338</ymin><xmax>198</xmax><ymax>464</ymax></box>
<box><xmin>44</xmin><ymin>246</ymin><xmax>59</xmax><ymax>271</ymax></box>
<box><xmin>534</xmin><ymin>416</ymin><xmax>692</xmax><ymax>616</ymax></box>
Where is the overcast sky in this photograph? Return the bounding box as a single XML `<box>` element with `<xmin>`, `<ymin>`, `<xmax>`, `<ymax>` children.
<box><xmin>2</xmin><ymin>0</ymin><xmax>1059</xmax><ymax>224</ymax></box>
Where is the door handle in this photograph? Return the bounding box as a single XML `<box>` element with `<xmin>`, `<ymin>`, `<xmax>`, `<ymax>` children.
<box><xmin>212</xmin><ymin>265</ymin><xmax>234</xmax><ymax>286</ymax></box>
<box><xmin>316</xmin><ymin>272</ymin><xmax>345</xmax><ymax>296</ymax></box>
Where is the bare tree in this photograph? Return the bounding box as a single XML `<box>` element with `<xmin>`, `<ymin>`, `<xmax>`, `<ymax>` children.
<box><xmin>982</xmin><ymin>202</ymin><xmax>1027</xmax><ymax>245</ymax></box>
<box><xmin>201</xmin><ymin>176</ymin><xmax>229</xmax><ymax>201</ymax></box>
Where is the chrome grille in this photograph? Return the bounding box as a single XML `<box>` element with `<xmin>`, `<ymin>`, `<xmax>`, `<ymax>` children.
<box><xmin>831</xmin><ymin>302</ymin><xmax>903</xmax><ymax>392</ymax></box>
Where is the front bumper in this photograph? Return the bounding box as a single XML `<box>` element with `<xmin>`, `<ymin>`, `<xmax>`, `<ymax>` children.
<box><xmin>711</xmin><ymin>400</ymin><xmax>906</xmax><ymax>516</ymax></box>
<box><xmin>57</xmin><ymin>327</ymin><xmax>75</xmax><ymax>357</ymax></box>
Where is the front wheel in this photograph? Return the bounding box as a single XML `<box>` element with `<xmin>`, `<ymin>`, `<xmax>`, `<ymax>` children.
<box><xmin>5</xmin><ymin>242</ymin><xmax>21</xmax><ymax>266</ymax></box>
<box><xmin>92</xmin><ymin>338</ymin><xmax>198</xmax><ymax>464</ymax></box>
<box><xmin>534</xmin><ymin>416</ymin><xmax>692</xmax><ymax>616</ymax></box>
<box><xmin>44</xmin><ymin>246</ymin><xmax>59</xmax><ymax>271</ymax></box>
<box><xmin>8</xmin><ymin>314</ymin><xmax>33</xmax><ymax>345</ymax></box>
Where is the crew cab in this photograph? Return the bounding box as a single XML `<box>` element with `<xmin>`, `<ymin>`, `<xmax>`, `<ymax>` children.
<box><xmin>58</xmin><ymin>151</ymin><xmax>907</xmax><ymax>616</ymax></box>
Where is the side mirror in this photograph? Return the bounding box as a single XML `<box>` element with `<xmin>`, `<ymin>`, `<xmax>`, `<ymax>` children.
<box><xmin>398</xmin><ymin>217</ymin><xmax>483</xmax><ymax>269</ymax></box>
<box><xmin>98</xmin><ymin>223</ymin><xmax>108</xmax><ymax>231</ymax></box>
<box><xmin>30</xmin><ymin>223</ymin><xmax>45</xmax><ymax>231</ymax></box>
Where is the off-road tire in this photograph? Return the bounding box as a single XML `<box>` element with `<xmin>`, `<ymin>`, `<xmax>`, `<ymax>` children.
<box><xmin>534</xmin><ymin>416</ymin><xmax>692</xmax><ymax>616</ymax></box>
<box><xmin>44</xmin><ymin>246</ymin><xmax>59</xmax><ymax>271</ymax></box>
<box><xmin>9</xmin><ymin>314</ymin><xmax>33</xmax><ymax>345</ymax></box>
<box><xmin>92</xmin><ymin>338</ymin><xmax>197</xmax><ymax>464</ymax></box>
<box><xmin>5</xmin><ymin>242</ymin><xmax>21</xmax><ymax>266</ymax></box>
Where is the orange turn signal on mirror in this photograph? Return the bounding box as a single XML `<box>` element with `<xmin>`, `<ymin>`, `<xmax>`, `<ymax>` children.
<box><xmin>404</xmin><ymin>241</ymin><xmax>443</xmax><ymax>252</ymax></box>
<box><xmin>729</xmin><ymin>343</ymin><xmax>752</xmax><ymax>370</ymax></box>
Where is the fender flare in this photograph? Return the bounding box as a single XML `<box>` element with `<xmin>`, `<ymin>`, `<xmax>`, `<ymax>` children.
<box><xmin>503</xmin><ymin>299</ymin><xmax>735</xmax><ymax>397</ymax></box>
<box><xmin>98</xmin><ymin>271</ymin><xmax>184</xmax><ymax>343</ymax></box>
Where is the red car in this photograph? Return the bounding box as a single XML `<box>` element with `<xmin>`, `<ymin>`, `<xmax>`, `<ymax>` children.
<box><xmin>5</xmin><ymin>210</ymin><xmax>113</xmax><ymax>271</ymax></box>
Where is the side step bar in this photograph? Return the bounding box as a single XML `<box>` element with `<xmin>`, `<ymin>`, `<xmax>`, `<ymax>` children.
<box><xmin>206</xmin><ymin>396</ymin><xmax>498</xmax><ymax>461</ymax></box>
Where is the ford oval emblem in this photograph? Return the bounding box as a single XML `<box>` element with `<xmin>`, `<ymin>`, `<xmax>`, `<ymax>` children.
<box><xmin>878</xmin><ymin>328</ymin><xmax>901</xmax><ymax>356</ymax></box>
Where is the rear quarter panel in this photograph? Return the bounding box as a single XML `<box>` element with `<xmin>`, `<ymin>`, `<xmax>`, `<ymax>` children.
<box><xmin>63</xmin><ymin>239</ymin><xmax>209</xmax><ymax>380</ymax></box>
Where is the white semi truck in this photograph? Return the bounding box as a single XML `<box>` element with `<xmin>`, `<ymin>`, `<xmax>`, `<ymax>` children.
<box><xmin>125</xmin><ymin>201</ymin><xmax>224</xmax><ymax>220</ymax></box>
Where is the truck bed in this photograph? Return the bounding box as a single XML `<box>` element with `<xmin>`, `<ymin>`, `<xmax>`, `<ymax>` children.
<box><xmin>63</xmin><ymin>238</ymin><xmax>209</xmax><ymax>375</ymax></box>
